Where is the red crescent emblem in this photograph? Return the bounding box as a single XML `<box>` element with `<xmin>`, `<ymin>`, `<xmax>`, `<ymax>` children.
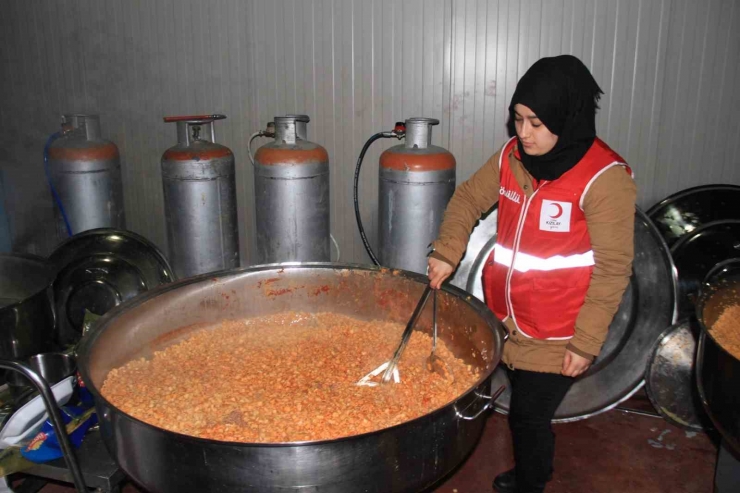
<box><xmin>549</xmin><ymin>203</ymin><xmax>563</xmax><ymax>219</ymax></box>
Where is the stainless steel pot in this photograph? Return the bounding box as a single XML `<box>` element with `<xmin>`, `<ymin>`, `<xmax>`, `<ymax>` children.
<box><xmin>77</xmin><ymin>264</ymin><xmax>505</xmax><ymax>493</ymax></box>
<box><xmin>7</xmin><ymin>353</ymin><xmax>77</xmax><ymax>391</ymax></box>
<box><xmin>0</xmin><ymin>254</ymin><xmax>56</xmax><ymax>362</ymax></box>
<box><xmin>696</xmin><ymin>259</ymin><xmax>740</xmax><ymax>454</ymax></box>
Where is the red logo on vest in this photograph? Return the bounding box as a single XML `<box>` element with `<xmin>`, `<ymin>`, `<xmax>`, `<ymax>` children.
<box><xmin>540</xmin><ymin>200</ymin><xmax>571</xmax><ymax>232</ymax></box>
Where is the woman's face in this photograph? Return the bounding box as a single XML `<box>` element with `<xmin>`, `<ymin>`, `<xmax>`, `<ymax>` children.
<box><xmin>513</xmin><ymin>103</ymin><xmax>559</xmax><ymax>156</ymax></box>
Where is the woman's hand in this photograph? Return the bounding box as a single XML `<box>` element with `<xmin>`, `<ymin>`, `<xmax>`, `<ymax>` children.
<box><xmin>428</xmin><ymin>257</ymin><xmax>454</xmax><ymax>289</ymax></box>
<box><xmin>561</xmin><ymin>349</ymin><xmax>591</xmax><ymax>377</ymax></box>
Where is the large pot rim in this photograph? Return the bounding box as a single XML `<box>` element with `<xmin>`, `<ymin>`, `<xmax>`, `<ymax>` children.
<box><xmin>77</xmin><ymin>262</ymin><xmax>504</xmax><ymax>448</ymax></box>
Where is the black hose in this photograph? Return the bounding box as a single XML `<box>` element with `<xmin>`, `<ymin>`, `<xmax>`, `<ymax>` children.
<box><xmin>353</xmin><ymin>132</ymin><xmax>393</xmax><ymax>265</ymax></box>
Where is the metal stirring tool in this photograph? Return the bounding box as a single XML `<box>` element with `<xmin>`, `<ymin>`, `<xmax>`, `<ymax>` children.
<box><xmin>356</xmin><ymin>284</ymin><xmax>433</xmax><ymax>386</ymax></box>
<box><xmin>426</xmin><ymin>289</ymin><xmax>454</xmax><ymax>382</ymax></box>
<box><xmin>356</xmin><ymin>285</ymin><xmax>453</xmax><ymax>386</ymax></box>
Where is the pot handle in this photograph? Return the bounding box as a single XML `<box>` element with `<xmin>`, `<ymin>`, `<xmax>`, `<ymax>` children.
<box><xmin>455</xmin><ymin>384</ymin><xmax>506</xmax><ymax>421</ymax></box>
<box><xmin>0</xmin><ymin>359</ymin><xmax>87</xmax><ymax>492</ymax></box>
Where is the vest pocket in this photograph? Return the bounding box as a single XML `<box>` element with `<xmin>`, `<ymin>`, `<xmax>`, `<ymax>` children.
<box><xmin>527</xmin><ymin>272</ymin><xmax>590</xmax><ymax>338</ymax></box>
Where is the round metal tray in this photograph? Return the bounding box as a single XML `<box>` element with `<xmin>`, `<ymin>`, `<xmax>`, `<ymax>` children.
<box><xmin>49</xmin><ymin>228</ymin><xmax>176</xmax><ymax>343</ymax></box>
<box><xmin>449</xmin><ymin>207</ymin><xmax>677</xmax><ymax>421</ymax></box>
<box><xmin>645</xmin><ymin>319</ymin><xmax>708</xmax><ymax>431</ymax></box>
<box><xmin>670</xmin><ymin>220</ymin><xmax>740</xmax><ymax>317</ymax></box>
<box><xmin>646</xmin><ymin>184</ymin><xmax>740</xmax><ymax>248</ymax></box>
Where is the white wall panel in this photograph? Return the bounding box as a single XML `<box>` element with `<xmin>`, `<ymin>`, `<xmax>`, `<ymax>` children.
<box><xmin>1</xmin><ymin>0</ymin><xmax>739</xmax><ymax>265</ymax></box>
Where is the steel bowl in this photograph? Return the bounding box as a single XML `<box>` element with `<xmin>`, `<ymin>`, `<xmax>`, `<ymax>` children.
<box><xmin>77</xmin><ymin>263</ymin><xmax>505</xmax><ymax>493</ymax></box>
<box><xmin>7</xmin><ymin>352</ymin><xmax>77</xmax><ymax>389</ymax></box>
<box><xmin>0</xmin><ymin>254</ymin><xmax>57</xmax><ymax>363</ymax></box>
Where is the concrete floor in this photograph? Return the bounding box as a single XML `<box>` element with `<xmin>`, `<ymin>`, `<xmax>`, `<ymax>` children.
<box><xmin>435</xmin><ymin>391</ymin><xmax>718</xmax><ymax>493</ymax></box>
<box><xmin>19</xmin><ymin>390</ymin><xmax>719</xmax><ymax>493</ymax></box>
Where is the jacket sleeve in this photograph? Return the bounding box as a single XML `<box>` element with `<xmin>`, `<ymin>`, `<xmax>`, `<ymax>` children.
<box><xmin>431</xmin><ymin>149</ymin><xmax>503</xmax><ymax>267</ymax></box>
<box><xmin>568</xmin><ymin>165</ymin><xmax>637</xmax><ymax>358</ymax></box>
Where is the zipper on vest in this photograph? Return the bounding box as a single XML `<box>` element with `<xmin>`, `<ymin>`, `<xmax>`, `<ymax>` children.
<box><xmin>505</xmin><ymin>184</ymin><xmax>546</xmax><ymax>335</ymax></box>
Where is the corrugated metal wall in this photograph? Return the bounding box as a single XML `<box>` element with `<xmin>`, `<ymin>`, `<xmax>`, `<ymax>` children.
<box><xmin>1</xmin><ymin>0</ymin><xmax>739</xmax><ymax>264</ymax></box>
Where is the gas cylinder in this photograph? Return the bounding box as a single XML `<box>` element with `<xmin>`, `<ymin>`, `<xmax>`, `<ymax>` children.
<box><xmin>47</xmin><ymin>114</ymin><xmax>125</xmax><ymax>238</ymax></box>
<box><xmin>378</xmin><ymin>117</ymin><xmax>456</xmax><ymax>274</ymax></box>
<box><xmin>161</xmin><ymin>114</ymin><xmax>239</xmax><ymax>279</ymax></box>
<box><xmin>252</xmin><ymin>115</ymin><xmax>330</xmax><ymax>263</ymax></box>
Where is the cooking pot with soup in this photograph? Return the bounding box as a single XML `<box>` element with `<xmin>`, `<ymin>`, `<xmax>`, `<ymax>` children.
<box><xmin>696</xmin><ymin>259</ymin><xmax>740</xmax><ymax>454</ymax></box>
<box><xmin>77</xmin><ymin>264</ymin><xmax>505</xmax><ymax>493</ymax></box>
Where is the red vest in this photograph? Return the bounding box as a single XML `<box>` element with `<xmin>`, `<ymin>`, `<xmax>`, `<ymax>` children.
<box><xmin>482</xmin><ymin>137</ymin><xmax>631</xmax><ymax>340</ymax></box>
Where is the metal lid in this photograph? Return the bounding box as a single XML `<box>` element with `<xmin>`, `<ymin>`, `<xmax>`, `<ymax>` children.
<box><xmin>645</xmin><ymin>319</ymin><xmax>708</xmax><ymax>430</ymax></box>
<box><xmin>647</xmin><ymin>184</ymin><xmax>740</xmax><ymax>248</ymax></box>
<box><xmin>49</xmin><ymin>228</ymin><xmax>176</xmax><ymax>344</ymax></box>
<box><xmin>449</xmin><ymin>207</ymin><xmax>677</xmax><ymax>421</ymax></box>
<box><xmin>670</xmin><ymin>219</ymin><xmax>740</xmax><ymax>317</ymax></box>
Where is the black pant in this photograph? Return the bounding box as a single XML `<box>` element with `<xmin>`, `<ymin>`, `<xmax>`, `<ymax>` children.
<box><xmin>507</xmin><ymin>368</ymin><xmax>574</xmax><ymax>493</ymax></box>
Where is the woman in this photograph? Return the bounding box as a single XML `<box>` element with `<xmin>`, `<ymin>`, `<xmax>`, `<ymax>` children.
<box><xmin>427</xmin><ymin>55</ymin><xmax>636</xmax><ymax>493</ymax></box>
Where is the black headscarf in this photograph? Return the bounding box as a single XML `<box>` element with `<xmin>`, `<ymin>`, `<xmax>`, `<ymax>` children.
<box><xmin>508</xmin><ymin>55</ymin><xmax>604</xmax><ymax>181</ymax></box>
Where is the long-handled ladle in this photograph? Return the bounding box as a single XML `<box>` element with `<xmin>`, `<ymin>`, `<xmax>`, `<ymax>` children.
<box><xmin>426</xmin><ymin>289</ymin><xmax>454</xmax><ymax>382</ymax></box>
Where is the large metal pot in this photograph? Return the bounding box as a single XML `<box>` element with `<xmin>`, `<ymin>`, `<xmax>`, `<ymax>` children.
<box><xmin>696</xmin><ymin>260</ymin><xmax>740</xmax><ymax>454</ymax></box>
<box><xmin>77</xmin><ymin>264</ymin><xmax>505</xmax><ymax>493</ymax></box>
<box><xmin>0</xmin><ymin>254</ymin><xmax>56</xmax><ymax>361</ymax></box>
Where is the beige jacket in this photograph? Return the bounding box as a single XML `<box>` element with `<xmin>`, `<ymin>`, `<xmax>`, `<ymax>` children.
<box><xmin>432</xmin><ymin>143</ymin><xmax>636</xmax><ymax>374</ymax></box>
